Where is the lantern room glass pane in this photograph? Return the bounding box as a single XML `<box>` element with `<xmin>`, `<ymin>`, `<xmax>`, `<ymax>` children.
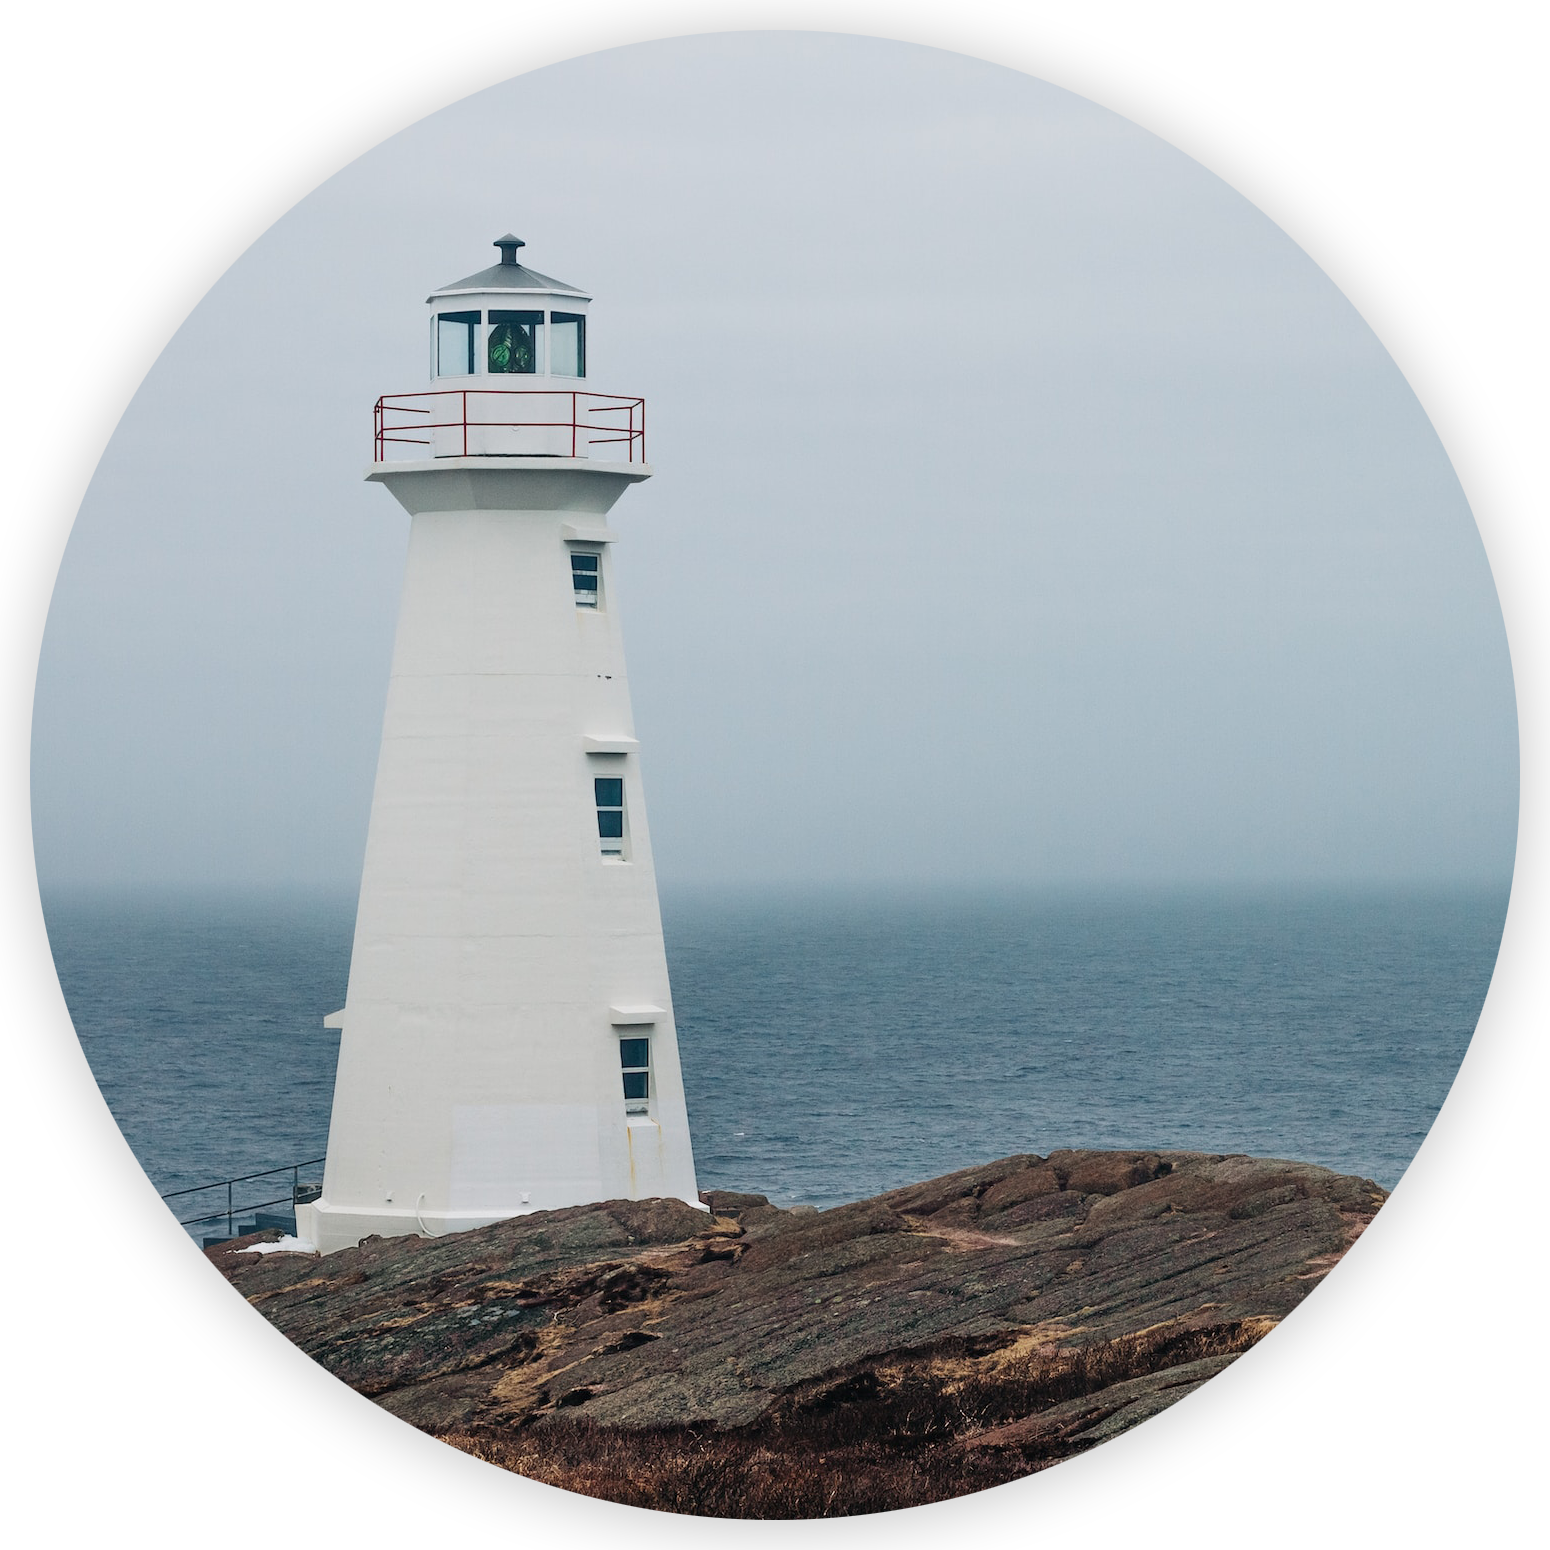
<box><xmin>435</xmin><ymin>311</ymin><xmax>478</xmax><ymax>376</ymax></box>
<box><xmin>550</xmin><ymin>312</ymin><xmax>586</xmax><ymax>377</ymax></box>
<box><xmin>489</xmin><ymin>309</ymin><xmax>543</xmax><ymax>375</ymax></box>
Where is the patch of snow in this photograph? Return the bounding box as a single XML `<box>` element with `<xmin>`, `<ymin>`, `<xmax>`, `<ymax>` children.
<box><xmin>237</xmin><ymin>1235</ymin><xmax>318</xmax><ymax>1255</ymax></box>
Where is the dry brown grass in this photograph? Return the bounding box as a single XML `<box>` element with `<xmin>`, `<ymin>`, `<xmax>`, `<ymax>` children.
<box><xmin>279</xmin><ymin>1314</ymin><xmax>1283</xmax><ymax>1519</ymax></box>
<box><xmin>442</xmin><ymin>1317</ymin><xmax>1270</xmax><ymax>1518</ymax></box>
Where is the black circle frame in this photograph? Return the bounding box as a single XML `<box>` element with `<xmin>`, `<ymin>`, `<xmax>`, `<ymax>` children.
<box><xmin>36</xmin><ymin>27</ymin><xmax>1512</xmax><ymax>1525</ymax></box>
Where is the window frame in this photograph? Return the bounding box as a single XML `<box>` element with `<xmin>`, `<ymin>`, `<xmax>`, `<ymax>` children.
<box><xmin>570</xmin><ymin>548</ymin><xmax>601</xmax><ymax>608</ymax></box>
<box><xmin>549</xmin><ymin>310</ymin><xmax>587</xmax><ymax>378</ymax></box>
<box><xmin>618</xmin><ymin>1035</ymin><xmax>651</xmax><ymax>1115</ymax></box>
<box><xmin>434</xmin><ymin>310</ymin><xmax>480</xmax><ymax>377</ymax></box>
<box><xmin>594</xmin><ymin>774</ymin><xmax>627</xmax><ymax>860</ymax></box>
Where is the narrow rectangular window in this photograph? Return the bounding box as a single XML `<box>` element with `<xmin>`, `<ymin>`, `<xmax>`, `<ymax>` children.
<box><xmin>550</xmin><ymin>312</ymin><xmax>586</xmax><ymax>377</ymax></box>
<box><xmin>595</xmin><ymin>777</ymin><xmax>625</xmax><ymax>857</ymax></box>
<box><xmin>571</xmin><ymin>551</ymin><xmax>599</xmax><ymax>607</ymax></box>
<box><xmin>436</xmin><ymin>311</ymin><xmax>478</xmax><ymax>376</ymax></box>
<box><xmin>619</xmin><ymin>1036</ymin><xmax>650</xmax><ymax>1113</ymax></box>
<box><xmin>489</xmin><ymin>309</ymin><xmax>543</xmax><ymax>374</ymax></box>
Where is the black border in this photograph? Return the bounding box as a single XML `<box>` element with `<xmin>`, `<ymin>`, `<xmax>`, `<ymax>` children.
<box><xmin>36</xmin><ymin>30</ymin><xmax>1512</xmax><ymax>1519</ymax></box>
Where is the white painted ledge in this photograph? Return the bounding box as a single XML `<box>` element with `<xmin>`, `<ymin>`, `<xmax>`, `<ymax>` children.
<box><xmin>366</xmin><ymin>457</ymin><xmax>651</xmax><ymax>479</ymax></box>
<box><xmin>561</xmin><ymin>520</ymin><xmax>619</xmax><ymax>543</ymax></box>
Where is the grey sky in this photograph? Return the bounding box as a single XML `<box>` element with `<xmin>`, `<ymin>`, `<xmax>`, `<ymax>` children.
<box><xmin>30</xmin><ymin>32</ymin><xmax>1517</xmax><ymax>893</ymax></box>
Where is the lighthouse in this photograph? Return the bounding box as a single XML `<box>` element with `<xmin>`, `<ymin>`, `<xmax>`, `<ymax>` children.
<box><xmin>296</xmin><ymin>235</ymin><xmax>702</xmax><ymax>1254</ymax></box>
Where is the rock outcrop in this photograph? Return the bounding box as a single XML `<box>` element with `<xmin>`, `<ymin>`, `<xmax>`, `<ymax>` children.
<box><xmin>209</xmin><ymin>1150</ymin><xmax>1384</xmax><ymax>1516</ymax></box>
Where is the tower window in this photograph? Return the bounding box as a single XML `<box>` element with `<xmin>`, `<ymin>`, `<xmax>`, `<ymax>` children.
<box><xmin>489</xmin><ymin>309</ymin><xmax>543</xmax><ymax>374</ymax></box>
<box><xmin>595</xmin><ymin>777</ymin><xmax>625</xmax><ymax>857</ymax></box>
<box><xmin>550</xmin><ymin>312</ymin><xmax>586</xmax><ymax>377</ymax></box>
<box><xmin>619</xmin><ymin>1037</ymin><xmax>650</xmax><ymax>1114</ymax></box>
<box><xmin>571</xmin><ymin>551</ymin><xmax>599</xmax><ymax>607</ymax></box>
<box><xmin>435</xmin><ymin>311</ymin><xmax>478</xmax><ymax>376</ymax></box>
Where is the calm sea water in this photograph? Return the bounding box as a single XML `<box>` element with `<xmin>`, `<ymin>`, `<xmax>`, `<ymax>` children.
<box><xmin>42</xmin><ymin>886</ymin><xmax>1507</xmax><ymax>1225</ymax></box>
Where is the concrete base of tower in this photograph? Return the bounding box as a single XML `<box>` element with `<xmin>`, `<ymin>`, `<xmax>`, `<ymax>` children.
<box><xmin>296</xmin><ymin>1191</ymin><xmax>709</xmax><ymax>1256</ymax></box>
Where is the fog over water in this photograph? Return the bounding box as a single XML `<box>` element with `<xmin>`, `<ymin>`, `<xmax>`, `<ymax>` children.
<box><xmin>31</xmin><ymin>32</ymin><xmax>1517</xmax><ymax>896</ymax></box>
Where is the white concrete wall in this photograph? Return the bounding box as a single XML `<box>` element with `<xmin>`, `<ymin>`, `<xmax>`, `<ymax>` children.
<box><xmin>303</xmin><ymin>457</ymin><xmax>701</xmax><ymax>1254</ymax></box>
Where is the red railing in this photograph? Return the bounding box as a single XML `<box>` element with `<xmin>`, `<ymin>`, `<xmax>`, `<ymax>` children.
<box><xmin>373</xmin><ymin>388</ymin><xmax>646</xmax><ymax>463</ymax></box>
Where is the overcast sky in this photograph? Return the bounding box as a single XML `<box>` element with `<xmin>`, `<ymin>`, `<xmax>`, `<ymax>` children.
<box><xmin>30</xmin><ymin>31</ymin><xmax>1517</xmax><ymax>894</ymax></box>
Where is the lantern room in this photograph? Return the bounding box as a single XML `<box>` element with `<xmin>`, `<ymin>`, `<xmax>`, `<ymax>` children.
<box><xmin>428</xmin><ymin>233</ymin><xmax>591</xmax><ymax>384</ymax></box>
<box><xmin>372</xmin><ymin>234</ymin><xmax>643</xmax><ymax>462</ymax></box>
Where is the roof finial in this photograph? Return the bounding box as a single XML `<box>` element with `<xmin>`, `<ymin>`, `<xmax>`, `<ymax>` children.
<box><xmin>495</xmin><ymin>233</ymin><xmax>526</xmax><ymax>266</ymax></box>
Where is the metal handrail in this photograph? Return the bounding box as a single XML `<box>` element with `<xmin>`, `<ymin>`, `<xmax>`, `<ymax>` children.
<box><xmin>373</xmin><ymin>388</ymin><xmax>646</xmax><ymax>463</ymax></box>
<box><xmin>161</xmin><ymin>1157</ymin><xmax>325</xmax><ymax>1238</ymax></box>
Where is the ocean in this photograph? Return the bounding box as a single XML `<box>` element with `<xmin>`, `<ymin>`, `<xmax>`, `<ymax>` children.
<box><xmin>41</xmin><ymin>885</ymin><xmax>1506</xmax><ymax>1232</ymax></box>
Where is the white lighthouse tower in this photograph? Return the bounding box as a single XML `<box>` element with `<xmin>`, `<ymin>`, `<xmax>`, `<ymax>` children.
<box><xmin>296</xmin><ymin>235</ymin><xmax>702</xmax><ymax>1254</ymax></box>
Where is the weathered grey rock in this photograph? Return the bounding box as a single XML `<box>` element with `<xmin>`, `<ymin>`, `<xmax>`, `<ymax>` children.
<box><xmin>965</xmin><ymin>1352</ymin><xmax>1242</xmax><ymax>1453</ymax></box>
<box><xmin>209</xmin><ymin>1150</ymin><xmax>1384</xmax><ymax>1515</ymax></box>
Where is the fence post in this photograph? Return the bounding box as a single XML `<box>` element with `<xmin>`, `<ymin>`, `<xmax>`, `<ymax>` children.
<box><xmin>226</xmin><ymin>1180</ymin><xmax>233</xmax><ymax>1239</ymax></box>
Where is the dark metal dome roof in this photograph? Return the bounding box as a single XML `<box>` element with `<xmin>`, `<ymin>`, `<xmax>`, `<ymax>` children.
<box><xmin>428</xmin><ymin>233</ymin><xmax>589</xmax><ymax>300</ymax></box>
